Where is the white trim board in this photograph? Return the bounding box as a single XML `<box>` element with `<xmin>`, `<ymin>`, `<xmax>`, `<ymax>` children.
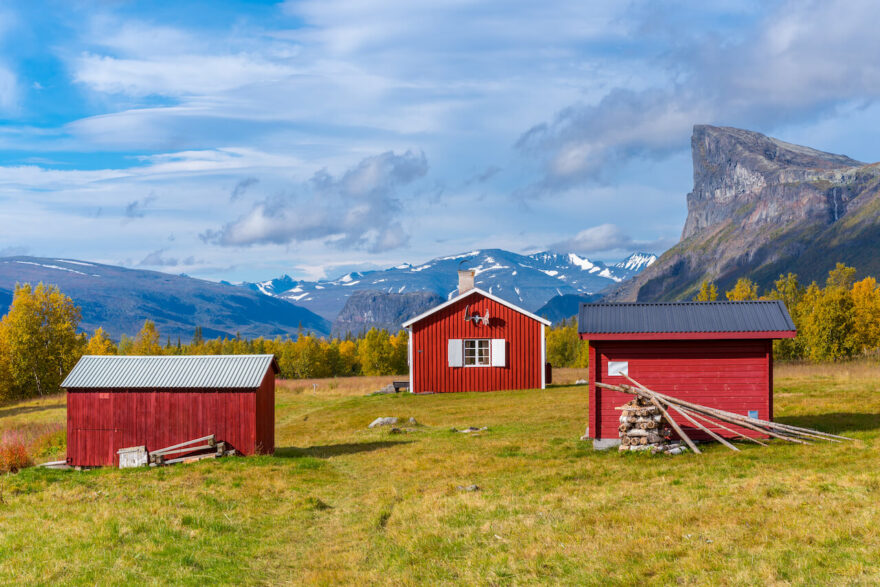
<box><xmin>401</xmin><ymin>287</ymin><xmax>552</xmax><ymax>328</ymax></box>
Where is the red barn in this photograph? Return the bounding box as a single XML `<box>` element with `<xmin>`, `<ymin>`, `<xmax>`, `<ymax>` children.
<box><xmin>402</xmin><ymin>271</ymin><xmax>551</xmax><ymax>393</ymax></box>
<box><xmin>579</xmin><ymin>301</ymin><xmax>796</xmax><ymax>449</ymax></box>
<box><xmin>62</xmin><ymin>354</ymin><xmax>277</xmax><ymax>467</ymax></box>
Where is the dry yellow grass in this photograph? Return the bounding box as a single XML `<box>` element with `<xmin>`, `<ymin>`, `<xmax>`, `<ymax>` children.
<box><xmin>0</xmin><ymin>364</ymin><xmax>879</xmax><ymax>584</ymax></box>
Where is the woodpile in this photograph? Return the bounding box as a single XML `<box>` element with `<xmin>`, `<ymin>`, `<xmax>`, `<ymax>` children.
<box><xmin>616</xmin><ymin>396</ymin><xmax>680</xmax><ymax>454</ymax></box>
<box><xmin>598</xmin><ymin>374</ymin><xmax>854</xmax><ymax>455</ymax></box>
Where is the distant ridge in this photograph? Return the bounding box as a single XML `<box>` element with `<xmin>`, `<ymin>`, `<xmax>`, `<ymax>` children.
<box><xmin>0</xmin><ymin>257</ymin><xmax>330</xmax><ymax>340</ymax></box>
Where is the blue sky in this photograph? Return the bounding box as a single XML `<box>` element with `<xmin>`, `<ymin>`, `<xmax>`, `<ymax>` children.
<box><xmin>2</xmin><ymin>0</ymin><xmax>880</xmax><ymax>282</ymax></box>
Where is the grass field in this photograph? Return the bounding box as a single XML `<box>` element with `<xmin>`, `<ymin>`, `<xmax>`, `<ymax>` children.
<box><xmin>1</xmin><ymin>364</ymin><xmax>879</xmax><ymax>585</ymax></box>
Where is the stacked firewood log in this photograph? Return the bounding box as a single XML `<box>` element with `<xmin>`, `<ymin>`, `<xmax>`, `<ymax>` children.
<box><xmin>617</xmin><ymin>396</ymin><xmax>678</xmax><ymax>453</ymax></box>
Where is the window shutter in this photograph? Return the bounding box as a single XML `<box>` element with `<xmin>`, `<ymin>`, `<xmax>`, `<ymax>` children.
<box><xmin>491</xmin><ymin>339</ymin><xmax>506</xmax><ymax>367</ymax></box>
<box><xmin>448</xmin><ymin>339</ymin><xmax>463</xmax><ymax>367</ymax></box>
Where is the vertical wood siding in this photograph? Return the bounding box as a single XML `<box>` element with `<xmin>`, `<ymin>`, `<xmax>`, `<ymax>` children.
<box><xmin>411</xmin><ymin>293</ymin><xmax>542</xmax><ymax>393</ymax></box>
<box><xmin>66</xmin><ymin>367</ymin><xmax>275</xmax><ymax>467</ymax></box>
<box><xmin>590</xmin><ymin>340</ymin><xmax>771</xmax><ymax>440</ymax></box>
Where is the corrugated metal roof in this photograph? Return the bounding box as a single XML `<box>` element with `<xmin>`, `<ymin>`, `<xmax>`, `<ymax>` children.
<box><xmin>62</xmin><ymin>355</ymin><xmax>278</xmax><ymax>389</ymax></box>
<box><xmin>578</xmin><ymin>300</ymin><xmax>796</xmax><ymax>334</ymax></box>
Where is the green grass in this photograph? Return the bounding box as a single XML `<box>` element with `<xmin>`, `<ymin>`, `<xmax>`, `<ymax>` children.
<box><xmin>2</xmin><ymin>366</ymin><xmax>880</xmax><ymax>584</ymax></box>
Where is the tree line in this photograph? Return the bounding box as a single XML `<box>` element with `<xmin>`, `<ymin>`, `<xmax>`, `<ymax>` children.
<box><xmin>694</xmin><ymin>263</ymin><xmax>880</xmax><ymax>362</ymax></box>
<box><xmin>1</xmin><ymin>264</ymin><xmax>874</xmax><ymax>402</ymax></box>
<box><xmin>0</xmin><ymin>283</ymin><xmax>408</xmax><ymax>403</ymax></box>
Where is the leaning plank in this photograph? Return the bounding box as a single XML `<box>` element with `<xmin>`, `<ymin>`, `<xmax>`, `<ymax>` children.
<box><xmin>151</xmin><ymin>444</ymin><xmax>215</xmax><ymax>457</ymax></box>
<box><xmin>162</xmin><ymin>452</ymin><xmax>219</xmax><ymax>465</ymax></box>
<box><xmin>664</xmin><ymin>402</ymin><xmax>740</xmax><ymax>451</ymax></box>
<box><xmin>678</xmin><ymin>406</ymin><xmax>768</xmax><ymax>447</ymax></box>
<box><xmin>621</xmin><ymin>375</ymin><xmax>852</xmax><ymax>441</ymax></box>
<box><xmin>645</xmin><ymin>394</ymin><xmax>701</xmax><ymax>455</ymax></box>
<box><xmin>598</xmin><ymin>380</ymin><xmax>811</xmax><ymax>446</ymax></box>
<box><xmin>151</xmin><ymin>435</ymin><xmax>215</xmax><ymax>456</ymax></box>
<box><xmin>620</xmin><ymin>375</ymin><xmax>733</xmax><ymax>451</ymax></box>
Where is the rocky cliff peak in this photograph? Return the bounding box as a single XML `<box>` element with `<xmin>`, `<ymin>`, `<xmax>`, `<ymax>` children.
<box><xmin>683</xmin><ymin>125</ymin><xmax>865</xmax><ymax>239</ymax></box>
<box><xmin>607</xmin><ymin>125</ymin><xmax>880</xmax><ymax>302</ymax></box>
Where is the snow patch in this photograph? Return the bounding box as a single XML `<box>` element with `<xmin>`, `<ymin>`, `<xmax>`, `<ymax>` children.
<box><xmin>14</xmin><ymin>261</ymin><xmax>88</xmax><ymax>276</ymax></box>
<box><xmin>567</xmin><ymin>253</ymin><xmax>595</xmax><ymax>271</ymax></box>
<box><xmin>438</xmin><ymin>251</ymin><xmax>480</xmax><ymax>261</ymax></box>
<box><xmin>55</xmin><ymin>259</ymin><xmax>94</xmax><ymax>267</ymax></box>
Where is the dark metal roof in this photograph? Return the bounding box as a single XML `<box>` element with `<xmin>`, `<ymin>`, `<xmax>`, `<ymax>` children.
<box><xmin>62</xmin><ymin>355</ymin><xmax>278</xmax><ymax>389</ymax></box>
<box><xmin>578</xmin><ymin>300</ymin><xmax>796</xmax><ymax>334</ymax></box>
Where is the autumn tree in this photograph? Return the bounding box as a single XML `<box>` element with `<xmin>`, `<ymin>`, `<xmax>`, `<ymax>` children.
<box><xmin>725</xmin><ymin>277</ymin><xmax>759</xmax><ymax>301</ymax></box>
<box><xmin>798</xmin><ymin>280</ymin><xmax>857</xmax><ymax>362</ymax></box>
<box><xmin>849</xmin><ymin>277</ymin><xmax>880</xmax><ymax>354</ymax></box>
<box><xmin>693</xmin><ymin>280</ymin><xmax>719</xmax><ymax>301</ymax></box>
<box><xmin>0</xmin><ymin>283</ymin><xmax>82</xmax><ymax>398</ymax></box>
<box><xmin>358</xmin><ymin>328</ymin><xmax>395</xmax><ymax>376</ymax></box>
<box><xmin>85</xmin><ymin>327</ymin><xmax>117</xmax><ymax>355</ymax></box>
<box><xmin>389</xmin><ymin>330</ymin><xmax>409</xmax><ymax>375</ymax></box>
<box><xmin>766</xmin><ymin>273</ymin><xmax>806</xmax><ymax>360</ymax></box>
<box><xmin>132</xmin><ymin>320</ymin><xmax>163</xmax><ymax>355</ymax></box>
<box><xmin>336</xmin><ymin>339</ymin><xmax>360</xmax><ymax>376</ymax></box>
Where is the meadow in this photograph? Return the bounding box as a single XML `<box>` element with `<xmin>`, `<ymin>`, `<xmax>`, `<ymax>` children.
<box><xmin>0</xmin><ymin>366</ymin><xmax>879</xmax><ymax>585</ymax></box>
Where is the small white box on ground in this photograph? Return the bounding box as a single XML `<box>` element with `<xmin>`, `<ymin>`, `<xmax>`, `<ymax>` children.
<box><xmin>117</xmin><ymin>446</ymin><xmax>148</xmax><ymax>468</ymax></box>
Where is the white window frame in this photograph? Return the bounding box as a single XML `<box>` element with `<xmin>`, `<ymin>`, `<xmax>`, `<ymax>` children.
<box><xmin>463</xmin><ymin>339</ymin><xmax>491</xmax><ymax>367</ymax></box>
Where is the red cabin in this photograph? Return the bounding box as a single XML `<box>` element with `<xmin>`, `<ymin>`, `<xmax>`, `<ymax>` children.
<box><xmin>62</xmin><ymin>354</ymin><xmax>277</xmax><ymax>466</ymax></box>
<box><xmin>579</xmin><ymin>301</ymin><xmax>796</xmax><ymax>449</ymax></box>
<box><xmin>403</xmin><ymin>271</ymin><xmax>551</xmax><ymax>393</ymax></box>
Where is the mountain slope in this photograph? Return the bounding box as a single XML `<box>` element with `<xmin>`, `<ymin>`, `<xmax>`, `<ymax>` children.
<box><xmin>608</xmin><ymin>125</ymin><xmax>880</xmax><ymax>301</ymax></box>
<box><xmin>535</xmin><ymin>293</ymin><xmax>603</xmax><ymax>324</ymax></box>
<box><xmin>247</xmin><ymin>249</ymin><xmax>656</xmax><ymax>320</ymax></box>
<box><xmin>331</xmin><ymin>290</ymin><xmax>444</xmax><ymax>336</ymax></box>
<box><xmin>0</xmin><ymin>257</ymin><xmax>330</xmax><ymax>340</ymax></box>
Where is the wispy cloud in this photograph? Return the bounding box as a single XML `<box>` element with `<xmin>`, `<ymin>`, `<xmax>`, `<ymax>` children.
<box><xmin>230</xmin><ymin>176</ymin><xmax>259</xmax><ymax>201</ymax></box>
<box><xmin>124</xmin><ymin>193</ymin><xmax>156</xmax><ymax>220</ymax></box>
<box><xmin>550</xmin><ymin>224</ymin><xmax>673</xmax><ymax>256</ymax></box>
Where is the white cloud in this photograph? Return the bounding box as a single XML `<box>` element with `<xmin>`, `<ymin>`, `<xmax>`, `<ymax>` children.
<box><xmin>202</xmin><ymin>150</ymin><xmax>428</xmax><ymax>252</ymax></box>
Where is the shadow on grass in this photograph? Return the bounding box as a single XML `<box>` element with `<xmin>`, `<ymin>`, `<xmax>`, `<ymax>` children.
<box><xmin>275</xmin><ymin>441</ymin><xmax>414</xmax><ymax>459</ymax></box>
<box><xmin>0</xmin><ymin>402</ymin><xmax>65</xmax><ymax>419</ymax></box>
<box><xmin>776</xmin><ymin>413</ymin><xmax>880</xmax><ymax>434</ymax></box>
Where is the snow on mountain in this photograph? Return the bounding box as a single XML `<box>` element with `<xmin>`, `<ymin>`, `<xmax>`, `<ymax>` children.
<box><xmin>243</xmin><ymin>249</ymin><xmax>657</xmax><ymax>321</ymax></box>
<box><xmin>613</xmin><ymin>252</ymin><xmax>657</xmax><ymax>276</ymax></box>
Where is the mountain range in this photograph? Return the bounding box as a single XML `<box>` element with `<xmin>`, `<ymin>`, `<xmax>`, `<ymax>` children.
<box><xmin>244</xmin><ymin>249</ymin><xmax>657</xmax><ymax>320</ymax></box>
<box><xmin>609</xmin><ymin>125</ymin><xmax>880</xmax><ymax>300</ymax></box>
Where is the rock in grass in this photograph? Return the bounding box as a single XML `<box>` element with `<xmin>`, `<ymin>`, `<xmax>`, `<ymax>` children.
<box><xmin>407</xmin><ymin>417</ymin><xmax>420</xmax><ymax>426</ymax></box>
<box><xmin>371</xmin><ymin>384</ymin><xmax>397</xmax><ymax>396</ymax></box>
<box><xmin>456</xmin><ymin>427</ymin><xmax>488</xmax><ymax>434</ymax></box>
<box><xmin>369</xmin><ymin>417</ymin><xmax>399</xmax><ymax>428</ymax></box>
<box><xmin>456</xmin><ymin>484</ymin><xmax>480</xmax><ymax>492</ymax></box>
<box><xmin>574</xmin><ymin>379</ymin><xmax>587</xmax><ymax>385</ymax></box>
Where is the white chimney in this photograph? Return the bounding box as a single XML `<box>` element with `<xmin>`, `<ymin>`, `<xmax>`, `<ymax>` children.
<box><xmin>458</xmin><ymin>270</ymin><xmax>475</xmax><ymax>295</ymax></box>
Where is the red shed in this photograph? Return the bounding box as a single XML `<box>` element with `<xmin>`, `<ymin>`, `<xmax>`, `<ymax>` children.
<box><xmin>62</xmin><ymin>354</ymin><xmax>277</xmax><ymax>466</ymax></box>
<box><xmin>579</xmin><ymin>301</ymin><xmax>796</xmax><ymax>449</ymax></box>
<box><xmin>402</xmin><ymin>271</ymin><xmax>551</xmax><ymax>393</ymax></box>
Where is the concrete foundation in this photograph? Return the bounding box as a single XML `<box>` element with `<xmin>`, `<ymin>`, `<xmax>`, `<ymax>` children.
<box><xmin>592</xmin><ymin>438</ymin><xmax>622</xmax><ymax>450</ymax></box>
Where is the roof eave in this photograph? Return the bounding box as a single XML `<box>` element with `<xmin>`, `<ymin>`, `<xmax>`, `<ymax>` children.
<box><xmin>579</xmin><ymin>330</ymin><xmax>797</xmax><ymax>341</ymax></box>
<box><xmin>402</xmin><ymin>287</ymin><xmax>551</xmax><ymax>327</ymax></box>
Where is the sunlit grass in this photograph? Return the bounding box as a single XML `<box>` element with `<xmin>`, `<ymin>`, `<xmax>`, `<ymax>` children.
<box><xmin>1</xmin><ymin>364</ymin><xmax>879</xmax><ymax>584</ymax></box>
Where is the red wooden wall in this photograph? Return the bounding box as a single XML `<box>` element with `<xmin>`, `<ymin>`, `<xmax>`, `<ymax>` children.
<box><xmin>410</xmin><ymin>292</ymin><xmax>543</xmax><ymax>393</ymax></box>
<box><xmin>66</xmin><ymin>371</ymin><xmax>275</xmax><ymax>466</ymax></box>
<box><xmin>589</xmin><ymin>339</ymin><xmax>772</xmax><ymax>441</ymax></box>
<box><xmin>254</xmin><ymin>368</ymin><xmax>275</xmax><ymax>454</ymax></box>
